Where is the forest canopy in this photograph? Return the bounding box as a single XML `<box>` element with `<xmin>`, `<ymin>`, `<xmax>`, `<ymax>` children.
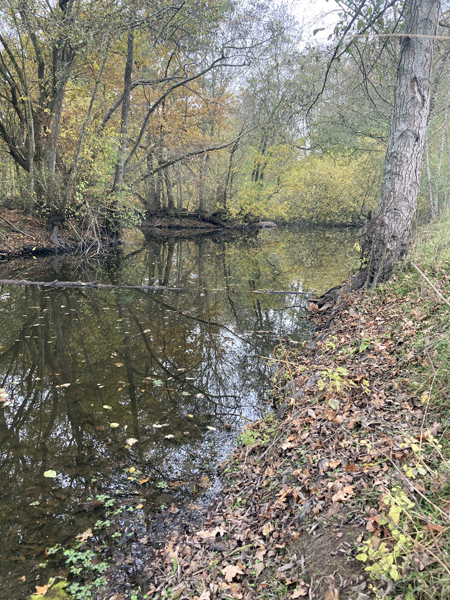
<box><xmin>0</xmin><ymin>0</ymin><xmax>449</xmax><ymax>244</ymax></box>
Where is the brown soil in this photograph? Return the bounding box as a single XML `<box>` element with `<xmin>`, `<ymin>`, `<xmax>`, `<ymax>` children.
<box><xmin>0</xmin><ymin>208</ymin><xmax>74</xmax><ymax>260</ymax></box>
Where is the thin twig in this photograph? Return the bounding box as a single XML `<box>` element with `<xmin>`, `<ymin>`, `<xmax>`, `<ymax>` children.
<box><xmin>410</xmin><ymin>262</ymin><xmax>450</xmax><ymax>308</ymax></box>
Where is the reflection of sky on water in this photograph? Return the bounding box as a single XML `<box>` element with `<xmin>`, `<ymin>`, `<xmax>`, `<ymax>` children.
<box><xmin>0</xmin><ymin>227</ymin><xmax>357</xmax><ymax>599</ymax></box>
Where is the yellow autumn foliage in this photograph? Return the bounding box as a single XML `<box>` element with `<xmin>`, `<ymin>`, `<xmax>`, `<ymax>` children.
<box><xmin>230</xmin><ymin>142</ymin><xmax>383</xmax><ymax>224</ymax></box>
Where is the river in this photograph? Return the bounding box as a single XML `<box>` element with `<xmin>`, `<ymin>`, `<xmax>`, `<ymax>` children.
<box><xmin>0</xmin><ymin>226</ymin><xmax>357</xmax><ymax>599</ymax></box>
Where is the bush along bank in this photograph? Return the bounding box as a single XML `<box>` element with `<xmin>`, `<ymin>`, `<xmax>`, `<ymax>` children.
<box><xmin>30</xmin><ymin>217</ymin><xmax>450</xmax><ymax>600</ymax></box>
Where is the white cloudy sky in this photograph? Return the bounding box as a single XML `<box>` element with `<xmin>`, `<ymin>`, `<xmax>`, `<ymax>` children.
<box><xmin>293</xmin><ymin>0</ymin><xmax>340</xmax><ymax>42</ymax></box>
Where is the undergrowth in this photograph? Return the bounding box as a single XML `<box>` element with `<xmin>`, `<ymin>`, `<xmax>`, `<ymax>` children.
<box><xmin>355</xmin><ymin>214</ymin><xmax>450</xmax><ymax>599</ymax></box>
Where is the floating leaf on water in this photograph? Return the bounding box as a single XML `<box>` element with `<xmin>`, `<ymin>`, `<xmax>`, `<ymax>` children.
<box><xmin>182</xmin><ymin>392</ymin><xmax>191</xmax><ymax>396</ymax></box>
<box><xmin>115</xmin><ymin>363</ymin><xmax>124</xmax><ymax>367</ymax></box>
<box><xmin>138</xmin><ymin>478</ymin><xmax>149</xmax><ymax>484</ymax></box>
<box><xmin>165</xmin><ymin>434</ymin><xmax>175</xmax><ymax>439</ymax></box>
<box><xmin>109</xmin><ymin>423</ymin><xmax>120</xmax><ymax>428</ymax></box>
<box><xmin>76</xmin><ymin>528</ymin><xmax>93</xmax><ymax>543</ymax></box>
<box><xmin>60</xmin><ymin>383</ymin><xmax>71</xmax><ymax>388</ymax></box>
<box><xmin>143</xmin><ymin>329</ymin><xmax>150</xmax><ymax>333</ymax></box>
<box><xmin>103</xmin><ymin>405</ymin><xmax>112</xmax><ymax>410</ymax></box>
<box><xmin>187</xmin><ymin>414</ymin><xmax>193</xmax><ymax>418</ymax></box>
<box><xmin>44</xmin><ymin>470</ymin><xmax>57</xmax><ymax>478</ymax></box>
<box><xmin>126</xmin><ymin>438</ymin><xmax>138</xmax><ymax>446</ymax></box>
<box><xmin>153</xmin><ymin>424</ymin><xmax>163</xmax><ymax>428</ymax></box>
<box><xmin>129</xmin><ymin>467</ymin><xmax>136</xmax><ymax>473</ymax></box>
<box><xmin>30</xmin><ymin>501</ymin><xmax>40</xmax><ymax>506</ymax></box>
<box><xmin>136</xmin><ymin>504</ymin><xmax>143</xmax><ymax>509</ymax></box>
<box><xmin>206</xmin><ymin>426</ymin><xmax>216</xmax><ymax>431</ymax></box>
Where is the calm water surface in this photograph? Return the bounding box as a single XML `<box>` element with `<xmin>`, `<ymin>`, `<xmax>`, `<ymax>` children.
<box><xmin>0</xmin><ymin>227</ymin><xmax>357</xmax><ymax>599</ymax></box>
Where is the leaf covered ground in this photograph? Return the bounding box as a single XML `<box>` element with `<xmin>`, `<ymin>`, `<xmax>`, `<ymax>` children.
<box><xmin>35</xmin><ymin>218</ymin><xmax>450</xmax><ymax>600</ymax></box>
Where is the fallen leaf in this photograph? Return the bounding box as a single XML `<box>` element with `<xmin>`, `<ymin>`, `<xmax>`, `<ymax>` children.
<box><xmin>35</xmin><ymin>582</ymin><xmax>53</xmax><ymax>595</ymax></box>
<box><xmin>103</xmin><ymin>405</ymin><xmax>112</xmax><ymax>410</ymax></box>
<box><xmin>255</xmin><ymin>549</ymin><xmax>266</xmax><ymax>561</ymax></box>
<box><xmin>424</xmin><ymin>523</ymin><xmax>444</xmax><ymax>533</ymax></box>
<box><xmin>109</xmin><ymin>423</ymin><xmax>120</xmax><ymax>428</ymax></box>
<box><xmin>254</xmin><ymin>562</ymin><xmax>265</xmax><ymax>577</ymax></box>
<box><xmin>197</xmin><ymin>591</ymin><xmax>211</xmax><ymax>600</ymax></box>
<box><xmin>138</xmin><ymin>478</ymin><xmax>149</xmax><ymax>484</ymax></box>
<box><xmin>43</xmin><ymin>470</ymin><xmax>57</xmax><ymax>478</ymax></box>
<box><xmin>329</xmin><ymin>459</ymin><xmax>341</xmax><ymax>469</ymax></box>
<box><xmin>223</xmin><ymin>564</ymin><xmax>244</xmax><ymax>582</ymax></box>
<box><xmin>328</xmin><ymin>398</ymin><xmax>340</xmax><ymax>411</ymax></box>
<box><xmin>129</xmin><ymin>467</ymin><xmax>136</xmax><ymax>473</ymax></box>
<box><xmin>115</xmin><ymin>363</ymin><xmax>124</xmax><ymax>367</ymax></box>
<box><xmin>171</xmin><ymin>585</ymin><xmax>186</xmax><ymax>599</ymax></box>
<box><xmin>126</xmin><ymin>438</ymin><xmax>138</xmax><ymax>446</ymax></box>
<box><xmin>324</xmin><ymin>588</ymin><xmax>339</xmax><ymax>600</ymax></box>
<box><xmin>262</xmin><ymin>522</ymin><xmax>274</xmax><ymax>536</ymax></box>
<box><xmin>165</xmin><ymin>434</ymin><xmax>175</xmax><ymax>439</ymax></box>
<box><xmin>291</xmin><ymin>585</ymin><xmax>308</xmax><ymax>598</ymax></box>
<box><xmin>76</xmin><ymin>528</ymin><xmax>93</xmax><ymax>543</ymax></box>
<box><xmin>344</xmin><ymin>463</ymin><xmax>359</xmax><ymax>472</ymax></box>
<box><xmin>332</xmin><ymin>485</ymin><xmax>354</xmax><ymax>502</ymax></box>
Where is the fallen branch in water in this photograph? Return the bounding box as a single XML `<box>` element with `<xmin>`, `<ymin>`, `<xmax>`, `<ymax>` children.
<box><xmin>0</xmin><ymin>279</ymin><xmax>183</xmax><ymax>292</ymax></box>
<box><xmin>253</xmin><ymin>290</ymin><xmax>311</xmax><ymax>296</ymax></box>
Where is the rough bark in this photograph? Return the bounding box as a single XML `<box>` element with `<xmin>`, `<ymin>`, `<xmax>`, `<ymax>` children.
<box><xmin>112</xmin><ymin>29</ymin><xmax>134</xmax><ymax>192</ymax></box>
<box><xmin>360</xmin><ymin>0</ymin><xmax>440</xmax><ymax>285</ymax></box>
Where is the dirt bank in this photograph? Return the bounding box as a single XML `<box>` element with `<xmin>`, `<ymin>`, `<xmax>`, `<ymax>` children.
<box><xmin>0</xmin><ymin>208</ymin><xmax>77</xmax><ymax>261</ymax></box>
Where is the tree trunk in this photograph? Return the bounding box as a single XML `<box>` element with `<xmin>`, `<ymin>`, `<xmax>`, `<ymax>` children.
<box><xmin>198</xmin><ymin>154</ymin><xmax>210</xmax><ymax>213</ymax></box>
<box><xmin>164</xmin><ymin>167</ymin><xmax>176</xmax><ymax>212</ymax></box>
<box><xmin>112</xmin><ymin>29</ymin><xmax>134</xmax><ymax>193</ymax></box>
<box><xmin>146</xmin><ymin>150</ymin><xmax>161</xmax><ymax>214</ymax></box>
<box><xmin>361</xmin><ymin>0</ymin><xmax>440</xmax><ymax>285</ymax></box>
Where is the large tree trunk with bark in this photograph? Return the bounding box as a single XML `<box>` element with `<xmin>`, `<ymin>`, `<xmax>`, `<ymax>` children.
<box><xmin>360</xmin><ymin>0</ymin><xmax>440</xmax><ymax>286</ymax></box>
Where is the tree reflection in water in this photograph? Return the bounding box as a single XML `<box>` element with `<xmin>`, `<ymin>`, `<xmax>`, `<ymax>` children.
<box><xmin>0</xmin><ymin>227</ymin><xmax>356</xmax><ymax>599</ymax></box>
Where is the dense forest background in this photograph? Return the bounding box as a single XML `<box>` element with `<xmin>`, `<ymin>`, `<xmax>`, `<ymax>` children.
<box><xmin>0</xmin><ymin>0</ymin><xmax>449</xmax><ymax>243</ymax></box>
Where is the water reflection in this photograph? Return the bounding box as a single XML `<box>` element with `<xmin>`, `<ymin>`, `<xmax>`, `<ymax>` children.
<box><xmin>0</xmin><ymin>227</ymin><xmax>357</xmax><ymax>599</ymax></box>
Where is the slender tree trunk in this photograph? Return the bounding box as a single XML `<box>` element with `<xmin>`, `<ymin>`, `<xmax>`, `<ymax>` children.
<box><xmin>112</xmin><ymin>29</ymin><xmax>134</xmax><ymax>193</ymax></box>
<box><xmin>66</xmin><ymin>43</ymin><xmax>109</xmax><ymax>203</ymax></box>
<box><xmin>146</xmin><ymin>150</ymin><xmax>160</xmax><ymax>214</ymax></box>
<box><xmin>198</xmin><ymin>154</ymin><xmax>210</xmax><ymax>213</ymax></box>
<box><xmin>47</xmin><ymin>45</ymin><xmax>74</xmax><ymax>204</ymax></box>
<box><xmin>361</xmin><ymin>0</ymin><xmax>440</xmax><ymax>285</ymax></box>
<box><xmin>177</xmin><ymin>170</ymin><xmax>183</xmax><ymax>210</ymax></box>
<box><xmin>164</xmin><ymin>167</ymin><xmax>176</xmax><ymax>212</ymax></box>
